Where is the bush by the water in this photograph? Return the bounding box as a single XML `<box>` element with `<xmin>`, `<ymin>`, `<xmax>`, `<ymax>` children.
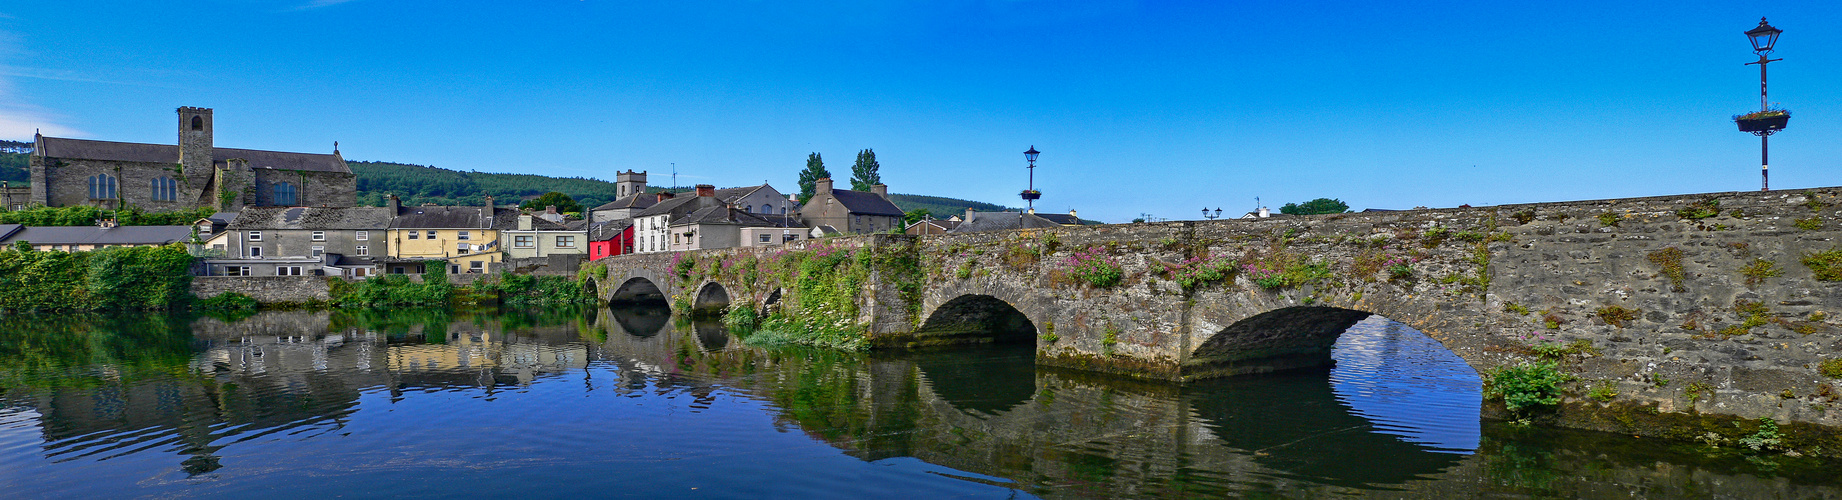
<box><xmin>329</xmin><ymin>267</ymin><xmax>455</xmax><ymax>308</ymax></box>
<box><xmin>739</xmin><ymin>313</ymin><xmax>868</xmax><ymax>351</ymax></box>
<box><xmin>1484</xmin><ymin>361</ymin><xmax>1572</xmax><ymax>414</ymax></box>
<box><xmin>0</xmin><ymin>243</ymin><xmax>194</xmax><ymax>313</ymax></box>
<box><xmin>471</xmin><ymin>274</ymin><xmax>594</xmax><ymax>306</ymax></box>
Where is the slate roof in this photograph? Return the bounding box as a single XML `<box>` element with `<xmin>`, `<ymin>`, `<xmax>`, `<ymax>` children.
<box><xmin>947</xmin><ymin>211</ymin><xmax>1063</xmax><ymax>233</ymax></box>
<box><xmin>506</xmin><ymin>215</ymin><xmax>578</xmax><ymax>231</ymax></box>
<box><xmin>1035</xmin><ymin>213</ymin><xmax>1083</xmax><ymax>225</ymax></box>
<box><xmin>226</xmin><ymin>206</ymin><xmax>393</xmax><ymax>230</ymax></box>
<box><xmin>0</xmin><ymin>224</ymin><xmax>22</xmax><ymax>241</ymax></box>
<box><xmin>822</xmin><ymin>189</ymin><xmax>904</xmax><ymax>217</ymax></box>
<box><xmin>389</xmin><ymin>206</ymin><xmax>519</xmax><ymax>229</ymax></box>
<box><xmin>907</xmin><ymin>219</ymin><xmax>960</xmax><ymax>232</ymax></box>
<box><xmin>591</xmin><ymin>192</ymin><xmax>664</xmax><ymax>211</ymax></box>
<box><xmin>672</xmin><ymin>205</ymin><xmax>785</xmax><ymax>228</ymax></box>
<box><xmin>588</xmin><ymin>220</ymin><xmax>633</xmax><ymax>242</ymax></box>
<box><xmin>632</xmin><ymin>194</ymin><xmax>726</xmax><ymax>219</ymax></box>
<box><xmin>0</xmin><ymin>225</ymin><xmax>193</xmax><ymax>246</ymax></box>
<box><xmin>37</xmin><ymin>137</ymin><xmax>350</xmax><ymax>173</ymax></box>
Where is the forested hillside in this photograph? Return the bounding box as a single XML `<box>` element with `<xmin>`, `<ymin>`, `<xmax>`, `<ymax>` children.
<box><xmin>886</xmin><ymin>194</ymin><xmax>1014</xmax><ymax>217</ymax></box>
<box><xmin>351</xmin><ymin>161</ymin><xmax>640</xmax><ymax>208</ymax></box>
<box><xmin>1</xmin><ymin>140</ymin><xmax>32</xmax><ymax>186</ymax></box>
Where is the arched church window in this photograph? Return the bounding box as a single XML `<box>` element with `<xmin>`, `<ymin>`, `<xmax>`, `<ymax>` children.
<box><xmin>191</xmin><ymin>116</ymin><xmax>203</xmax><ymax>130</ymax></box>
<box><xmin>761</xmin><ymin>204</ymin><xmax>772</xmax><ymax>213</ymax></box>
<box><xmin>151</xmin><ymin>177</ymin><xmax>178</xmax><ymax>202</ymax></box>
<box><xmin>274</xmin><ymin>182</ymin><xmax>297</xmax><ymax>206</ymax></box>
<box><xmin>88</xmin><ymin>174</ymin><xmax>117</xmax><ymax>200</ymax></box>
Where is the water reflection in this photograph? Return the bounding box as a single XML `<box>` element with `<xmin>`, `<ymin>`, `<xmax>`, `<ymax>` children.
<box><xmin>0</xmin><ymin>306</ymin><xmax>1839</xmax><ymax>498</ymax></box>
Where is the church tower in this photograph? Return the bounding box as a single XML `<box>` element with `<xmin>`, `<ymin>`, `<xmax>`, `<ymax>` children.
<box><xmin>177</xmin><ymin>107</ymin><xmax>213</xmax><ymax>174</ymax></box>
<box><xmin>616</xmin><ymin>170</ymin><xmax>647</xmax><ymax>199</ymax></box>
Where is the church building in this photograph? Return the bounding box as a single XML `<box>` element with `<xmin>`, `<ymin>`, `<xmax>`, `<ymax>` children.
<box><xmin>28</xmin><ymin>107</ymin><xmax>356</xmax><ymax>212</ymax></box>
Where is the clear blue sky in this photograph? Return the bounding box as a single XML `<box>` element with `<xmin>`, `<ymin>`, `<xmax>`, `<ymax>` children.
<box><xmin>2</xmin><ymin>1</ymin><xmax>1837</xmax><ymax>222</ymax></box>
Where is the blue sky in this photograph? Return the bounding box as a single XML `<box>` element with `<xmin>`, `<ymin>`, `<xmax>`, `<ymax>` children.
<box><xmin>1</xmin><ymin>1</ymin><xmax>1837</xmax><ymax>222</ymax></box>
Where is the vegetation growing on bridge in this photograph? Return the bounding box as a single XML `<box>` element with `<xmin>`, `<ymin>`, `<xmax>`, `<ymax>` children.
<box><xmin>1484</xmin><ymin>361</ymin><xmax>1572</xmax><ymax>422</ymax></box>
<box><xmin>670</xmin><ymin>240</ymin><xmax>924</xmax><ymax>351</ymax></box>
<box><xmin>1646</xmin><ymin>247</ymin><xmax>1687</xmax><ymax>292</ymax></box>
<box><xmin>1803</xmin><ymin>248</ymin><xmax>1842</xmax><ymax>281</ymax></box>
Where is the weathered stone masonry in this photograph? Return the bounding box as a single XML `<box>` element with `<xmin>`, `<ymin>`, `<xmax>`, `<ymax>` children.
<box><xmin>593</xmin><ymin>186</ymin><xmax>1842</xmax><ymax>451</ymax></box>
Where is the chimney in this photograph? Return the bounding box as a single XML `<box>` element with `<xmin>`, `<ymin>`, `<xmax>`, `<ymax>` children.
<box><xmin>1258</xmin><ymin>207</ymin><xmax>1270</xmax><ymax>218</ymax></box>
<box><xmin>387</xmin><ymin>194</ymin><xmax>400</xmax><ymax>214</ymax></box>
<box><xmin>1069</xmin><ymin>209</ymin><xmax>1078</xmax><ymax>218</ymax></box>
<box><xmin>965</xmin><ymin>207</ymin><xmax>976</xmax><ymax>221</ymax></box>
<box><xmin>870</xmin><ymin>183</ymin><xmax>887</xmax><ymax>198</ymax></box>
<box><xmin>656</xmin><ymin>191</ymin><xmax>675</xmax><ymax>203</ymax></box>
<box><xmin>541</xmin><ymin>205</ymin><xmax>563</xmax><ymax>223</ymax></box>
<box><xmin>695</xmin><ymin>184</ymin><xmax>715</xmax><ymax>197</ymax></box>
<box><xmin>815</xmin><ymin>178</ymin><xmax>833</xmax><ymax>195</ymax></box>
<box><xmin>483</xmin><ymin>194</ymin><xmax>495</xmax><ymax>210</ymax></box>
<box><xmin>518</xmin><ymin>214</ymin><xmax>533</xmax><ymax>231</ymax></box>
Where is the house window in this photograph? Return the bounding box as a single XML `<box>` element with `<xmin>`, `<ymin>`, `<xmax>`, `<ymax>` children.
<box><xmin>277</xmin><ymin>266</ymin><xmax>302</xmax><ymax>276</ymax></box>
<box><xmin>312</xmin><ymin>231</ymin><xmax>326</xmax><ymax>241</ymax></box>
<box><xmin>514</xmin><ymin>235</ymin><xmax>534</xmax><ymax>248</ymax></box>
<box><xmin>854</xmin><ymin>215</ymin><xmax>861</xmax><ymax>227</ymax></box>
<box><xmin>87</xmin><ymin>174</ymin><xmax>117</xmax><ymax>200</ymax></box>
<box><xmin>407</xmin><ymin>230</ymin><xmax>418</xmax><ymax>240</ymax></box>
<box><xmin>249</xmin><ymin>247</ymin><xmax>262</xmax><ymax>258</ymax></box>
<box><xmin>356</xmin><ymin>245</ymin><xmax>368</xmax><ymax>256</ymax></box>
<box><xmin>457</xmin><ymin>242</ymin><xmax>470</xmax><ymax>255</ymax></box>
<box><xmin>151</xmin><ymin>177</ymin><xmax>178</xmax><ymax>202</ymax></box>
<box><xmin>426</xmin><ymin>230</ymin><xmax>436</xmax><ymax>239</ymax></box>
<box><xmin>762</xmin><ymin>204</ymin><xmax>772</xmax><ymax>213</ymax></box>
<box><xmin>312</xmin><ymin>246</ymin><xmax>324</xmax><ymax>257</ymax></box>
<box><xmin>392</xmin><ymin>266</ymin><xmax>406</xmax><ymax>274</ymax></box>
<box><xmin>458</xmin><ymin>231</ymin><xmax>471</xmax><ymax>241</ymax></box>
<box><xmin>470</xmin><ymin>261</ymin><xmax>484</xmax><ymax>273</ymax></box>
<box><xmin>274</xmin><ymin>182</ymin><xmax>297</xmax><ymax>206</ymax></box>
<box><xmin>353</xmin><ymin>268</ymin><xmax>370</xmax><ymax>277</ymax></box>
<box><xmin>760</xmin><ymin>233</ymin><xmax>771</xmax><ymax>243</ymax></box>
<box><xmin>673</xmin><ymin>234</ymin><xmax>680</xmax><ymax>245</ymax></box>
<box><xmin>556</xmin><ymin>236</ymin><xmax>575</xmax><ymax>248</ymax></box>
<box><xmin>249</xmin><ymin>231</ymin><xmax>261</xmax><ymax>241</ymax></box>
<box><xmin>356</xmin><ymin>231</ymin><xmax>368</xmax><ymax>241</ymax></box>
<box><xmin>198</xmin><ymin>225</ymin><xmax>212</xmax><ymax>237</ymax></box>
<box><xmin>228</xmin><ymin>266</ymin><xmax>249</xmax><ymax>276</ymax></box>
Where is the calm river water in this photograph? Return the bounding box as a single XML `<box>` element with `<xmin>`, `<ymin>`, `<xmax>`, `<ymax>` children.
<box><xmin>1</xmin><ymin>306</ymin><xmax>1839</xmax><ymax>498</ymax></box>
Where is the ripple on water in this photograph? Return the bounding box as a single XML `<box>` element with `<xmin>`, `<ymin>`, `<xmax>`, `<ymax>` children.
<box><xmin>1330</xmin><ymin>315</ymin><xmax>1482</xmax><ymax>453</ymax></box>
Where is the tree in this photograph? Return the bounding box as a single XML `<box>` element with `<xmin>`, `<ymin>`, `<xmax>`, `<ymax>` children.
<box><xmin>1280</xmin><ymin>198</ymin><xmax>1350</xmax><ymax>215</ymax></box>
<box><xmin>797</xmin><ymin>152</ymin><xmax>830</xmax><ymax>202</ymax></box>
<box><xmin>850</xmin><ymin>148</ymin><xmax>881</xmax><ymax>192</ymax></box>
<box><xmin>519</xmin><ymin>191</ymin><xmax>583</xmax><ymax>215</ymax></box>
<box><xmin>902</xmin><ymin>208</ymin><xmax>930</xmax><ymax>227</ymax></box>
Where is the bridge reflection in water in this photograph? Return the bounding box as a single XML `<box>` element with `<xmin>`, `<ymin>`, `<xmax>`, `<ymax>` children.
<box><xmin>0</xmin><ymin>308</ymin><xmax>1838</xmax><ymax>497</ymax></box>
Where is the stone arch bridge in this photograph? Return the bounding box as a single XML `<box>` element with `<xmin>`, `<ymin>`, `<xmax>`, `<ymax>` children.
<box><xmin>588</xmin><ymin>187</ymin><xmax>1842</xmax><ymax>444</ymax></box>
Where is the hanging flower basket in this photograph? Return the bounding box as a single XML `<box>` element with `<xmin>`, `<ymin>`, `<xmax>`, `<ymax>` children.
<box><xmin>1734</xmin><ymin>110</ymin><xmax>1790</xmax><ymax>133</ymax></box>
<box><xmin>1019</xmin><ymin>190</ymin><xmax>1042</xmax><ymax>200</ymax></box>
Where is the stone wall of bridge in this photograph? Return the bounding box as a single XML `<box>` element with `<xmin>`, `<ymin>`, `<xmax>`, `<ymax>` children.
<box><xmin>590</xmin><ymin>186</ymin><xmax>1842</xmax><ymax>447</ymax></box>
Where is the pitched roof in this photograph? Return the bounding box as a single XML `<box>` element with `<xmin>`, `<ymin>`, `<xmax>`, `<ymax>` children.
<box><xmin>226</xmin><ymin>206</ymin><xmax>394</xmax><ymax>230</ymax></box>
<box><xmin>672</xmin><ymin>205</ymin><xmax>787</xmax><ymax>228</ymax></box>
<box><xmin>0</xmin><ymin>224</ymin><xmax>23</xmax><ymax>241</ymax></box>
<box><xmin>592</xmin><ymin>192</ymin><xmax>663</xmax><ymax>211</ymax></box>
<box><xmin>588</xmin><ymin>220</ymin><xmax>633</xmax><ymax>242</ymax></box>
<box><xmin>948</xmin><ymin>211</ymin><xmax>1063</xmax><ymax>233</ymax></box>
<box><xmin>0</xmin><ymin>225</ymin><xmax>192</xmax><ymax>246</ymax></box>
<box><xmin>906</xmin><ymin>219</ymin><xmax>959</xmax><ymax>231</ymax></box>
<box><xmin>814</xmin><ymin>189</ymin><xmax>903</xmax><ymax>217</ymax></box>
<box><xmin>1034</xmin><ymin>213</ymin><xmax>1083</xmax><ymax>225</ymax></box>
<box><xmin>37</xmin><ymin>137</ymin><xmax>350</xmax><ymax>174</ymax></box>
<box><xmin>389</xmin><ymin>206</ymin><xmax>518</xmax><ymax>229</ymax></box>
<box><xmin>632</xmin><ymin>193</ymin><xmax>726</xmax><ymax>219</ymax></box>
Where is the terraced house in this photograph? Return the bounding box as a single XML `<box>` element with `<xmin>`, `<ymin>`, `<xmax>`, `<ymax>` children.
<box><xmin>200</xmin><ymin>206</ymin><xmax>392</xmax><ymax>277</ymax></box>
<box><xmin>383</xmin><ymin>195</ymin><xmax>515</xmax><ymax>274</ymax></box>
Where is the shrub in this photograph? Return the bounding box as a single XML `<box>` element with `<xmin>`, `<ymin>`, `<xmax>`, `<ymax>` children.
<box><xmin>1739</xmin><ymin>418</ymin><xmax>1783</xmax><ymax>453</ymax></box>
<box><xmin>1485</xmin><ymin>362</ymin><xmax>1572</xmax><ymax>413</ymax></box>
<box><xmin>0</xmin><ymin>243</ymin><xmax>195</xmax><ymax>313</ymax></box>
<box><xmin>1597</xmin><ymin>212</ymin><xmax>1621</xmax><ymax>227</ymax></box>
<box><xmin>1064</xmin><ymin>247</ymin><xmax>1123</xmax><ymax>288</ymax></box>
<box><xmin>1163</xmin><ymin>254</ymin><xmax>1238</xmax><ymax>291</ymax></box>
<box><xmin>195</xmin><ymin>292</ymin><xmax>259</xmax><ymax>311</ymax></box>
<box><xmin>1804</xmin><ymin>249</ymin><xmax>1842</xmax><ymax>281</ymax></box>
<box><xmin>723</xmin><ymin>304</ymin><xmax>760</xmax><ymax>331</ymax></box>
<box><xmin>1676</xmin><ymin>199</ymin><xmax>1721</xmax><ymax>220</ymax></box>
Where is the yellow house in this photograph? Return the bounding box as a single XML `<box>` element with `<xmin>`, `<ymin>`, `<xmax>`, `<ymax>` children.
<box><xmin>383</xmin><ymin>195</ymin><xmax>515</xmax><ymax>275</ymax></box>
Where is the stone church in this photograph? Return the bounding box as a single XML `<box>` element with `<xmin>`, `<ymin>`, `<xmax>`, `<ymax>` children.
<box><xmin>28</xmin><ymin>107</ymin><xmax>356</xmax><ymax>212</ymax></box>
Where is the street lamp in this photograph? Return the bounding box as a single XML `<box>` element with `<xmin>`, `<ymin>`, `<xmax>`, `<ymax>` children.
<box><xmin>1736</xmin><ymin>17</ymin><xmax>1787</xmax><ymax>191</ymax></box>
<box><xmin>1020</xmin><ymin>146</ymin><xmax>1042</xmax><ymax>213</ymax></box>
<box><xmin>1202</xmin><ymin>207</ymin><xmax>1222</xmax><ymax>220</ymax></box>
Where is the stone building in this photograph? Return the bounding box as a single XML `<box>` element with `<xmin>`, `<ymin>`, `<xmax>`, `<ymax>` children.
<box><xmin>200</xmin><ymin>206</ymin><xmax>392</xmax><ymax>277</ymax></box>
<box><xmin>588</xmin><ymin>170</ymin><xmax>661</xmax><ymax>223</ymax></box>
<box><xmin>28</xmin><ymin>107</ymin><xmax>355</xmax><ymax>212</ymax></box>
<box><xmin>799</xmin><ymin>178</ymin><xmax>902</xmax><ymax>234</ymax></box>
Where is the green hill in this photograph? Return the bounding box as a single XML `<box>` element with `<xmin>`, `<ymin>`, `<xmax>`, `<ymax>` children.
<box><xmin>2</xmin><ymin>140</ymin><xmax>32</xmax><ymax>186</ymax></box>
<box><xmin>886</xmin><ymin>194</ymin><xmax>1015</xmax><ymax>218</ymax></box>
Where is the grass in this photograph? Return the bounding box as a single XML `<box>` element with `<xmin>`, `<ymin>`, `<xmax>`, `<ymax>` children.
<box><xmin>1596</xmin><ymin>305</ymin><xmax>1641</xmax><ymax>328</ymax></box>
<box><xmin>1676</xmin><ymin>199</ymin><xmax>1721</xmax><ymax>221</ymax></box>
<box><xmin>1820</xmin><ymin>359</ymin><xmax>1842</xmax><ymax>379</ymax></box>
<box><xmin>1795</xmin><ymin>218</ymin><xmax>1824</xmax><ymax>231</ymax></box>
<box><xmin>1597</xmin><ymin>212</ymin><xmax>1621</xmax><ymax>227</ymax></box>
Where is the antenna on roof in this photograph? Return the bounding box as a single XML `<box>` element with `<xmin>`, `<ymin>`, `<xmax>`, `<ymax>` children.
<box><xmin>671</xmin><ymin>163</ymin><xmax>677</xmax><ymax>191</ymax></box>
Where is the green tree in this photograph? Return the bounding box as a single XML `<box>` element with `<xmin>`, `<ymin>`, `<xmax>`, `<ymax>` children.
<box><xmin>850</xmin><ymin>148</ymin><xmax>881</xmax><ymax>192</ymax></box>
<box><xmin>1280</xmin><ymin>198</ymin><xmax>1350</xmax><ymax>215</ymax></box>
<box><xmin>519</xmin><ymin>191</ymin><xmax>583</xmax><ymax>215</ymax></box>
<box><xmin>797</xmin><ymin>152</ymin><xmax>830</xmax><ymax>202</ymax></box>
<box><xmin>902</xmin><ymin>208</ymin><xmax>930</xmax><ymax>227</ymax></box>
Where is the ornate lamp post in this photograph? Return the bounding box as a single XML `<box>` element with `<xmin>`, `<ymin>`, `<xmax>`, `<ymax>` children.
<box><xmin>1020</xmin><ymin>146</ymin><xmax>1042</xmax><ymax>212</ymax></box>
<box><xmin>1735</xmin><ymin>17</ymin><xmax>1787</xmax><ymax>191</ymax></box>
<box><xmin>1201</xmin><ymin>207</ymin><xmax>1222</xmax><ymax>220</ymax></box>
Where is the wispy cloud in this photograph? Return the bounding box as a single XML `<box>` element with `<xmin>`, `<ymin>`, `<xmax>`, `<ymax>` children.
<box><xmin>0</xmin><ymin>64</ymin><xmax>182</xmax><ymax>88</ymax></box>
<box><xmin>0</xmin><ymin>28</ymin><xmax>83</xmax><ymax>139</ymax></box>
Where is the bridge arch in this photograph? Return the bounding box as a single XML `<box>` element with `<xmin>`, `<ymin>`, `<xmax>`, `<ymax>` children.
<box><xmin>1184</xmin><ymin>303</ymin><xmax>1487</xmax><ymax>380</ymax></box>
<box><xmin>609</xmin><ymin>276</ymin><xmax>666</xmax><ymax>305</ymax></box>
<box><xmin>693</xmin><ymin>281</ymin><xmax>731</xmax><ymax>316</ymax></box>
<box><xmin>914</xmin><ymin>278</ymin><xmax>1050</xmax><ymax>347</ymax></box>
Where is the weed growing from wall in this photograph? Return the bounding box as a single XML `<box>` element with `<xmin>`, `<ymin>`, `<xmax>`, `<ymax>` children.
<box><xmin>1677</xmin><ymin>199</ymin><xmax>1721</xmax><ymax>220</ymax></box>
<box><xmin>1062</xmin><ymin>246</ymin><xmax>1123</xmax><ymax>288</ymax></box>
<box><xmin>1802</xmin><ymin>249</ymin><xmax>1842</xmax><ymax>281</ymax></box>
<box><xmin>1739</xmin><ymin>258</ymin><xmax>1782</xmax><ymax>287</ymax></box>
<box><xmin>1646</xmin><ymin>247</ymin><xmax>1687</xmax><ymax>292</ymax></box>
<box><xmin>1596</xmin><ymin>305</ymin><xmax>1640</xmax><ymax>328</ymax></box>
<box><xmin>1484</xmin><ymin>361</ymin><xmax>1571</xmax><ymax>419</ymax></box>
<box><xmin>1162</xmin><ymin>254</ymin><xmax>1238</xmax><ymax>291</ymax></box>
<box><xmin>1795</xmin><ymin>218</ymin><xmax>1825</xmax><ymax>231</ymax></box>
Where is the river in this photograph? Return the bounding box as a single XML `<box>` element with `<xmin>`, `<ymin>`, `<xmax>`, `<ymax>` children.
<box><xmin>0</xmin><ymin>305</ymin><xmax>1837</xmax><ymax>498</ymax></box>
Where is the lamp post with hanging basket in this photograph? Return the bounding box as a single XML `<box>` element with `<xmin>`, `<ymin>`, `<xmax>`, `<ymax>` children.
<box><xmin>1020</xmin><ymin>146</ymin><xmax>1042</xmax><ymax>212</ymax></box>
<box><xmin>1734</xmin><ymin>17</ymin><xmax>1786</xmax><ymax>192</ymax></box>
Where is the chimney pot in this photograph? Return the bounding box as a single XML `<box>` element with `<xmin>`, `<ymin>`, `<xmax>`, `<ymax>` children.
<box><xmin>870</xmin><ymin>183</ymin><xmax>887</xmax><ymax>198</ymax></box>
<box><xmin>695</xmin><ymin>184</ymin><xmax>716</xmax><ymax>197</ymax></box>
<box><xmin>815</xmin><ymin>178</ymin><xmax>833</xmax><ymax>193</ymax></box>
<box><xmin>656</xmin><ymin>192</ymin><xmax>674</xmax><ymax>202</ymax></box>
